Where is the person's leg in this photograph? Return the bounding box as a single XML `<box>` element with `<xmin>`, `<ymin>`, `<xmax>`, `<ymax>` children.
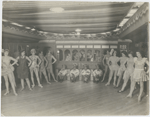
<box><xmin>30</xmin><ymin>69</ymin><xmax>35</xmax><ymax>88</ymax></box>
<box><xmin>116</xmin><ymin>70</ymin><xmax>123</xmax><ymax>87</ymax></box>
<box><xmin>3</xmin><ymin>75</ymin><xmax>9</xmax><ymax>95</ymax></box>
<box><xmin>127</xmin><ymin>80</ymin><xmax>136</xmax><ymax>98</ymax></box>
<box><xmin>105</xmin><ymin>70</ymin><xmax>113</xmax><ymax>86</ymax></box>
<box><xmin>25</xmin><ymin>78</ymin><xmax>32</xmax><ymax>90</ymax></box>
<box><xmin>50</xmin><ymin>69</ymin><xmax>57</xmax><ymax>82</ymax></box>
<box><xmin>47</xmin><ymin>69</ymin><xmax>51</xmax><ymax>81</ymax></box>
<box><xmin>138</xmin><ymin>81</ymin><xmax>144</xmax><ymax>102</ymax></box>
<box><xmin>8</xmin><ymin>74</ymin><xmax>17</xmax><ymax>96</ymax></box>
<box><xmin>101</xmin><ymin>65</ymin><xmax>108</xmax><ymax>82</ymax></box>
<box><xmin>119</xmin><ymin>75</ymin><xmax>130</xmax><ymax>92</ymax></box>
<box><xmin>34</xmin><ymin>69</ymin><xmax>43</xmax><ymax>88</ymax></box>
<box><xmin>43</xmin><ymin>70</ymin><xmax>51</xmax><ymax>84</ymax></box>
<box><xmin>20</xmin><ymin>79</ymin><xmax>24</xmax><ymax>91</ymax></box>
<box><xmin>113</xmin><ymin>70</ymin><xmax>118</xmax><ymax>87</ymax></box>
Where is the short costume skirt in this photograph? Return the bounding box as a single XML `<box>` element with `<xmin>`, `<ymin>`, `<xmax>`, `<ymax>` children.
<box><xmin>133</xmin><ymin>68</ymin><xmax>148</xmax><ymax>82</ymax></box>
<box><xmin>123</xmin><ymin>67</ymin><xmax>134</xmax><ymax>80</ymax></box>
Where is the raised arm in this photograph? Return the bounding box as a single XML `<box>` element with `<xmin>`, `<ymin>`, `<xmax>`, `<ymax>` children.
<box><xmin>26</xmin><ymin>56</ymin><xmax>32</xmax><ymax>66</ymax></box>
<box><xmin>52</xmin><ymin>55</ymin><xmax>57</xmax><ymax>64</ymax></box>
<box><xmin>10</xmin><ymin>57</ymin><xmax>18</xmax><ymax>66</ymax></box>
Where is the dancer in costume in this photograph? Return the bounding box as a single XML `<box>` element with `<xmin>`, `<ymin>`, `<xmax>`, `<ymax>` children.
<box><xmin>45</xmin><ymin>49</ymin><xmax>57</xmax><ymax>82</ymax></box>
<box><xmin>115</xmin><ymin>51</ymin><xmax>128</xmax><ymax>87</ymax></box>
<box><xmin>105</xmin><ymin>50</ymin><xmax>119</xmax><ymax>86</ymax></box>
<box><xmin>118</xmin><ymin>51</ymin><xmax>134</xmax><ymax>93</ymax></box>
<box><xmin>16</xmin><ymin>50</ymin><xmax>32</xmax><ymax>91</ymax></box>
<box><xmin>101</xmin><ymin>50</ymin><xmax>111</xmax><ymax>82</ymax></box>
<box><xmin>38</xmin><ymin>50</ymin><xmax>51</xmax><ymax>84</ymax></box>
<box><xmin>29</xmin><ymin>49</ymin><xmax>43</xmax><ymax>88</ymax></box>
<box><xmin>2</xmin><ymin>49</ymin><xmax>18</xmax><ymax>96</ymax></box>
<box><xmin>127</xmin><ymin>51</ymin><xmax>149</xmax><ymax>102</ymax></box>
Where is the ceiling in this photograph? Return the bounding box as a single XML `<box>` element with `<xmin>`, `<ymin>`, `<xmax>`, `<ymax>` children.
<box><xmin>3</xmin><ymin>1</ymin><xmax>134</xmax><ymax>34</ymax></box>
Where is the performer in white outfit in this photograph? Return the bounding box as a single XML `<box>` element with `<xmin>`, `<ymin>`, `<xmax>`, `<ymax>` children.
<box><xmin>93</xmin><ymin>65</ymin><xmax>103</xmax><ymax>83</ymax></box>
<box><xmin>58</xmin><ymin>65</ymin><xmax>68</xmax><ymax>82</ymax></box>
<box><xmin>81</xmin><ymin>64</ymin><xmax>91</xmax><ymax>83</ymax></box>
<box><xmin>70</xmin><ymin>64</ymin><xmax>79</xmax><ymax>82</ymax></box>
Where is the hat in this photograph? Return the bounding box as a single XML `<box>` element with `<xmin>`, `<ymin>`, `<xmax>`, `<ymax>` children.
<box><xmin>4</xmin><ymin>49</ymin><xmax>9</xmax><ymax>52</ymax></box>
<box><xmin>20</xmin><ymin>48</ymin><xmax>25</xmax><ymax>53</ymax></box>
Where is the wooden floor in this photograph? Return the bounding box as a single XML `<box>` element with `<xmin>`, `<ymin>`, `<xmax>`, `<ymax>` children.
<box><xmin>1</xmin><ymin>80</ymin><xmax>149</xmax><ymax>116</ymax></box>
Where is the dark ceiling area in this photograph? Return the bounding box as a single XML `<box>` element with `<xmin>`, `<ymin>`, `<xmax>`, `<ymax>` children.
<box><xmin>3</xmin><ymin>2</ymin><xmax>134</xmax><ymax>34</ymax></box>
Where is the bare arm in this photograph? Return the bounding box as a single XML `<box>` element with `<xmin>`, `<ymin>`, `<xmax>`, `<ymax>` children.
<box><xmin>26</xmin><ymin>56</ymin><xmax>32</xmax><ymax>66</ymax></box>
<box><xmin>44</xmin><ymin>57</ymin><xmax>48</xmax><ymax>67</ymax></box>
<box><xmin>10</xmin><ymin>57</ymin><xmax>18</xmax><ymax>66</ymax></box>
<box><xmin>52</xmin><ymin>55</ymin><xmax>57</xmax><ymax>64</ymax></box>
<box><xmin>145</xmin><ymin>59</ymin><xmax>149</xmax><ymax>73</ymax></box>
<box><xmin>102</xmin><ymin>55</ymin><xmax>106</xmax><ymax>65</ymax></box>
<box><xmin>37</xmin><ymin>56</ymin><xmax>41</xmax><ymax>66</ymax></box>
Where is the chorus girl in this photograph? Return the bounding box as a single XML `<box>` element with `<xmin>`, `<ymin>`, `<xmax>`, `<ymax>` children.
<box><xmin>46</xmin><ymin>49</ymin><xmax>57</xmax><ymax>82</ymax></box>
<box><xmin>118</xmin><ymin>51</ymin><xmax>134</xmax><ymax>93</ymax></box>
<box><xmin>105</xmin><ymin>50</ymin><xmax>120</xmax><ymax>86</ymax></box>
<box><xmin>29</xmin><ymin>49</ymin><xmax>43</xmax><ymax>88</ymax></box>
<box><xmin>81</xmin><ymin>64</ymin><xmax>91</xmax><ymax>83</ymax></box>
<box><xmin>115</xmin><ymin>51</ymin><xmax>128</xmax><ymax>87</ymax></box>
<box><xmin>2</xmin><ymin>49</ymin><xmax>18</xmax><ymax>96</ymax></box>
<box><xmin>127</xmin><ymin>51</ymin><xmax>149</xmax><ymax>102</ymax></box>
<box><xmin>93</xmin><ymin>64</ymin><xmax>103</xmax><ymax>83</ymax></box>
<box><xmin>101</xmin><ymin>50</ymin><xmax>111</xmax><ymax>82</ymax></box>
<box><xmin>70</xmin><ymin>64</ymin><xmax>79</xmax><ymax>82</ymax></box>
<box><xmin>16</xmin><ymin>50</ymin><xmax>32</xmax><ymax>91</ymax></box>
<box><xmin>58</xmin><ymin>65</ymin><xmax>68</xmax><ymax>82</ymax></box>
<box><xmin>38</xmin><ymin>50</ymin><xmax>51</xmax><ymax>84</ymax></box>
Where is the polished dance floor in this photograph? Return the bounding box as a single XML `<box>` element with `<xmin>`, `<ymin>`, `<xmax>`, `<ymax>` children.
<box><xmin>1</xmin><ymin>80</ymin><xmax>149</xmax><ymax>116</ymax></box>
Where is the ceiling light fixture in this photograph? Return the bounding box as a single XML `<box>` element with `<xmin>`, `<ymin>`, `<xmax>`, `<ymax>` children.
<box><xmin>31</xmin><ymin>28</ymin><xmax>35</xmax><ymax>31</ymax></box>
<box><xmin>25</xmin><ymin>27</ymin><xmax>31</xmax><ymax>29</ymax></box>
<box><xmin>11</xmin><ymin>22</ymin><xmax>23</xmax><ymax>27</ymax></box>
<box><xmin>50</xmin><ymin>7</ymin><xmax>64</xmax><ymax>13</ymax></box>
<box><xmin>2</xmin><ymin>19</ymin><xmax>8</xmax><ymax>22</ymax></box>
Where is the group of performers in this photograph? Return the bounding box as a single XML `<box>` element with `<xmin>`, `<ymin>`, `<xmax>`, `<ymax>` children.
<box><xmin>1</xmin><ymin>48</ymin><xmax>149</xmax><ymax>102</ymax></box>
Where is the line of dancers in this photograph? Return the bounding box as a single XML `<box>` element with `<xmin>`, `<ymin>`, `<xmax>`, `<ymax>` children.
<box><xmin>2</xmin><ymin>48</ymin><xmax>57</xmax><ymax>96</ymax></box>
<box><xmin>102</xmin><ymin>49</ymin><xmax>149</xmax><ymax>102</ymax></box>
<box><xmin>1</xmin><ymin>48</ymin><xmax>149</xmax><ymax>102</ymax></box>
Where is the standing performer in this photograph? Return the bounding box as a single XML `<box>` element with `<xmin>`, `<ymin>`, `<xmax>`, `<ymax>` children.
<box><xmin>16</xmin><ymin>50</ymin><xmax>32</xmax><ymax>91</ymax></box>
<box><xmin>46</xmin><ymin>49</ymin><xmax>57</xmax><ymax>82</ymax></box>
<box><xmin>118</xmin><ymin>51</ymin><xmax>134</xmax><ymax>93</ymax></box>
<box><xmin>2</xmin><ymin>49</ymin><xmax>18</xmax><ymax>96</ymax></box>
<box><xmin>81</xmin><ymin>64</ymin><xmax>91</xmax><ymax>83</ymax></box>
<box><xmin>101</xmin><ymin>50</ymin><xmax>111</xmax><ymax>82</ymax></box>
<box><xmin>70</xmin><ymin>64</ymin><xmax>79</xmax><ymax>82</ymax></box>
<box><xmin>127</xmin><ymin>51</ymin><xmax>149</xmax><ymax>102</ymax></box>
<box><xmin>38</xmin><ymin>50</ymin><xmax>51</xmax><ymax>84</ymax></box>
<box><xmin>116</xmin><ymin>51</ymin><xmax>128</xmax><ymax>87</ymax></box>
<box><xmin>29</xmin><ymin>49</ymin><xmax>43</xmax><ymax>88</ymax></box>
<box><xmin>105</xmin><ymin>50</ymin><xmax>119</xmax><ymax>86</ymax></box>
<box><xmin>93</xmin><ymin>64</ymin><xmax>103</xmax><ymax>83</ymax></box>
<box><xmin>58</xmin><ymin>65</ymin><xmax>68</xmax><ymax>82</ymax></box>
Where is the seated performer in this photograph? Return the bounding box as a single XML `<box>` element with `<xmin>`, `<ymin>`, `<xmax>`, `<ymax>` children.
<box><xmin>81</xmin><ymin>64</ymin><xmax>91</xmax><ymax>83</ymax></box>
<box><xmin>70</xmin><ymin>64</ymin><xmax>79</xmax><ymax>82</ymax></box>
<box><xmin>58</xmin><ymin>65</ymin><xmax>68</xmax><ymax>82</ymax></box>
<box><xmin>93</xmin><ymin>65</ymin><xmax>103</xmax><ymax>83</ymax></box>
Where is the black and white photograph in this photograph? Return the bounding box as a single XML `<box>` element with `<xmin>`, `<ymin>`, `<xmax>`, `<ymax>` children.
<box><xmin>1</xmin><ymin>1</ymin><xmax>149</xmax><ymax>116</ymax></box>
